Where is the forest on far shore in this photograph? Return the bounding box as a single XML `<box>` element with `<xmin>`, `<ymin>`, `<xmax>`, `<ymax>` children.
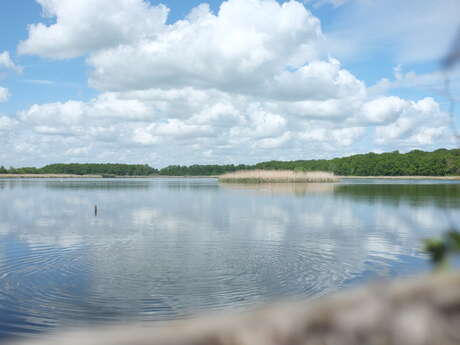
<box><xmin>0</xmin><ymin>163</ymin><xmax>158</xmax><ymax>176</ymax></box>
<box><xmin>1</xmin><ymin>148</ymin><xmax>459</xmax><ymax>177</ymax></box>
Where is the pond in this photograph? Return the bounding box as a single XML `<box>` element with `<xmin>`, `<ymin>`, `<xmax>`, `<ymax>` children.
<box><xmin>0</xmin><ymin>178</ymin><xmax>459</xmax><ymax>339</ymax></box>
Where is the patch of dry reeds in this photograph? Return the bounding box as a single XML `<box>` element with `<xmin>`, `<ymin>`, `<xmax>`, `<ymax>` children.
<box><xmin>219</xmin><ymin>170</ymin><xmax>339</xmax><ymax>183</ymax></box>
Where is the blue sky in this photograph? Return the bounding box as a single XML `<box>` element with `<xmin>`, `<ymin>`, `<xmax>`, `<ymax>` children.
<box><xmin>0</xmin><ymin>0</ymin><xmax>459</xmax><ymax>167</ymax></box>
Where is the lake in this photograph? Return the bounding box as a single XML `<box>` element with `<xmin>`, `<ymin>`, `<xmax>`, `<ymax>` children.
<box><xmin>0</xmin><ymin>178</ymin><xmax>459</xmax><ymax>339</ymax></box>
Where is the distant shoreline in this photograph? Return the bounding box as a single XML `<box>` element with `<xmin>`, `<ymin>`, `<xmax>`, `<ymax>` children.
<box><xmin>1</xmin><ymin>174</ymin><xmax>460</xmax><ymax>180</ymax></box>
<box><xmin>0</xmin><ymin>174</ymin><xmax>103</xmax><ymax>178</ymax></box>
<box><xmin>339</xmin><ymin>176</ymin><xmax>460</xmax><ymax>180</ymax></box>
<box><xmin>0</xmin><ymin>174</ymin><xmax>216</xmax><ymax>179</ymax></box>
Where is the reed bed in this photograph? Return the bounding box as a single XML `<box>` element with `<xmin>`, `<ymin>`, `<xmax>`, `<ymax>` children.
<box><xmin>219</xmin><ymin>170</ymin><xmax>339</xmax><ymax>183</ymax></box>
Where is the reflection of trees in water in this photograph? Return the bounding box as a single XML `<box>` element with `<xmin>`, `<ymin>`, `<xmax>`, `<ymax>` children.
<box><xmin>334</xmin><ymin>184</ymin><xmax>460</xmax><ymax>208</ymax></box>
<box><xmin>163</xmin><ymin>182</ymin><xmax>218</xmax><ymax>191</ymax></box>
<box><xmin>1</xmin><ymin>179</ymin><xmax>458</xmax><ymax>331</ymax></box>
<box><xmin>45</xmin><ymin>180</ymin><xmax>152</xmax><ymax>190</ymax></box>
<box><xmin>1</xmin><ymin>179</ymin><xmax>153</xmax><ymax>191</ymax></box>
<box><xmin>0</xmin><ymin>179</ymin><xmax>53</xmax><ymax>190</ymax></box>
<box><xmin>0</xmin><ymin>178</ymin><xmax>219</xmax><ymax>191</ymax></box>
<box><xmin>44</xmin><ymin>179</ymin><xmax>218</xmax><ymax>191</ymax></box>
<box><xmin>221</xmin><ymin>182</ymin><xmax>460</xmax><ymax>209</ymax></box>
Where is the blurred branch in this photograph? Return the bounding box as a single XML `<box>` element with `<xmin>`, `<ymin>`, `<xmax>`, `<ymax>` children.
<box><xmin>442</xmin><ymin>26</ymin><xmax>460</xmax><ymax>141</ymax></box>
<box><xmin>443</xmin><ymin>27</ymin><xmax>460</xmax><ymax>70</ymax></box>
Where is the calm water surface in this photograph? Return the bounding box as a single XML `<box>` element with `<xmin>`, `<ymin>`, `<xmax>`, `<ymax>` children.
<box><xmin>0</xmin><ymin>178</ymin><xmax>459</xmax><ymax>339</ymax></box>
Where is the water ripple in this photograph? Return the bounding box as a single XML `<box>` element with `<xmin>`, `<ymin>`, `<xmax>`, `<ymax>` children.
<box><xmin>1</xmin><ymin>178</ymin><xmax>451</xmax><ymax>339</ymax></box>
<box><xmin>0</xmin><ymin>237</ymin><xmax>350</xmax><ymax>338</ymax></box>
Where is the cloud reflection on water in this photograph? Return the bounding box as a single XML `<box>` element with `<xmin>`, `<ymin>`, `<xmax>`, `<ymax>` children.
<box><xmin>0</xmin><ymin>178</ymin><xmax>458</xmax><ymax>338</ymax></box>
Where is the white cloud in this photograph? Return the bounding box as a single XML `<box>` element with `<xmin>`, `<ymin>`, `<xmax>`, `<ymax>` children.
<box><xmin>0</xmin><ymin>51</ymin><xmax>23</xmax><ymax>73</ymax></box>
<box><xmin>263</xmin><ymin>58</ymin><xmax>365</xmax><ymax>101</ymax></box>
<box><xmin>0</xmin><ymin>115</ymin><xmax>17</xmax><ymax>131</ymax></box>
<box><xmin>298</xmin><ymin>126</ymin><xmax>364</xmax><ymax>146</ymax></box>
<box><xmin>10</xmin><ymin>85</ymin><xmax>452</xmax><ymax>167</ymax></box>
<box><xmin>359</xmin><ymin>97</ymin><xmax>407</xmax><ymax>125</ymax></box>
<box><xmin>18</xmin><ymin>0</ymin><xmax>169</xmax><ymax>59</ymax></box>
<box><xmin>20</xmin><ymin>100</ymin><xmax>85</xmax><ymax>128</ymax></box>
<box><xmin>88</xmin><ymin>93</ymin><xmax>152</xmax><ymax>121</ymax></box>
<box><xmin>7</xmin><ymin>0</ymin><xmax>456</xmax><ymax>167</ymax></box>
<box><xmin>231</xmin><ymin>105</ymin><xmax>287</xmax><ymax>139</ymax></box>
<box><xmin>0</xmin><ymin>87</ymin><xmax>10</xmax><ymax>102</ymax></box>
<box><xmin>253</xmin><ymin>131</ymin><xmax>292</xmax><ymax>149</ymax></box>
<box><xmin>375</xmin><ymin>98</ymin><xmax>451</xmax><ymax>146</ymax></box>
<box><xmin>87</xmin><ymin>0</ymin><xmax>323</xmax><ymax>94</ymax></box>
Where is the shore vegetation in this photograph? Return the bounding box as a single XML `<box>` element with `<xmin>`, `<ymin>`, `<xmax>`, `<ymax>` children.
<box><xmin>1</xmin><ymin>148</ymin><xmax>459</xmax><ymax>177</ymax></box>
<box><xmin>0</xmin><ymin>163</ymin><xmax>158</xmax><ymax>176</ymax></box>
<box><xmin>219</xmin><ymin>170</ymin><xmax>339</xmax><ymax>183</ymax></box>
<box><xmin>155</xmin><ymin>148</ymin><xmax>460</xmax><ymax>176</ymax></box>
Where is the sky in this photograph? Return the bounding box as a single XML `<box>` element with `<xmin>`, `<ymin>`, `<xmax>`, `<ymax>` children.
<box><xmin>0</xmin><ymin>0</ymin><xmax>459</xmax><ymax>168</ymax></box>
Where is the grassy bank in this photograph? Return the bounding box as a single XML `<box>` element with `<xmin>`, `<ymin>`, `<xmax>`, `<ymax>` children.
<box><xmin>219</xmin><ymin>170</ymin><xmax>339</xmax><ymax>183</ymax></box>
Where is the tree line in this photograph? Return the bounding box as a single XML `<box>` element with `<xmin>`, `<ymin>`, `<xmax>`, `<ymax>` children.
<box><xmin>158</xmin><ymin>164</ymin><xmax>252</xmax><ymax>176</ymax></box>
<box><xmin>253</xmin><ymin>149</ymin><xmax>460</xmax><ymax>176</ymax></box>
<box><xmin>1</xmin><ymin>148</ymin><xmax>459</xmax><ymax>176</ymax></box>
<box><xmin>0</xmin><ymin>163</ymin><xmax>158</xmax><ymax>176</ymax></box>
<box><xmin>158</xmin><ymin>148</ymin><xmax>460</xmax><ymax>176</ymax></box>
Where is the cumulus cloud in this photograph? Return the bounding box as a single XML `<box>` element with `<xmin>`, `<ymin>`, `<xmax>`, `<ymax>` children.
<box><xmin>88</xmin><ymin>0</ymin><xmax>322</xmax><ymax>94</ymax></box>
<box><xmin>375</xmin><ymin>98</ymin><xmax>451</xmax><ymax>146</ymax></box>
<box><xmin>0</xmin><ymin>87</ymin><xmax>10</xmax><ymax>102</ymax></box>
<box><xmin>8</xmin><ymin>0</ymin><xmax>456</xmax><ymax>167</ymax></box>
<box><xmin>358</xmin><ymin>97</ymin><xmax>407</xmax><ymax>125</ymax></box>
<box><xmin>18</xmin><ymin>0</ymin><xmax>169</xmax><ymax>59</ymax></box>
<box><xmin>11</xmin><ymin>85</ymin><xmax>451</xmax><ymax>167</ymax></box>
<box><xmin>0</xmin><ymin>115</ymin><xmax>17</xmax><ymax>131</ymax></box>
<box><xmin>0</xmin><ymin>51</ymin><xmax>23</xmax><ymax>73</ymax></box>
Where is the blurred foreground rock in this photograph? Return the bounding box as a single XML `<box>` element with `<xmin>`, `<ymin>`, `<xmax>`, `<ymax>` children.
<box><xmin>10</xmin><ymin>272</ymin><xmax>460</xmax><ymax>345</ymax></box>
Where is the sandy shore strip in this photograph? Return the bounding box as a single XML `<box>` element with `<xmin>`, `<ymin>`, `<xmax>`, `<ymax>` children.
<box><xmin>1</xmin><ymin>174</ymin><xmax>460</xmax><ymax>180</ymax></box>
<box><xmin>0</xmin><ymin>174</ymin><xmax>216</xmax><ymax>179</ymax></box>
<box><xmin>0</xmin><ymin>174</ymin><xmax>103</xmax><ymax>178</ymax></box>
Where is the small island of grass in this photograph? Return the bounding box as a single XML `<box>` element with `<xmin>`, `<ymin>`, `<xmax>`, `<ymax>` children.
<box><xmin>218</xmin><ymin>170</ymin><xmax>339</xmax><ymax>183</ymax></box>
